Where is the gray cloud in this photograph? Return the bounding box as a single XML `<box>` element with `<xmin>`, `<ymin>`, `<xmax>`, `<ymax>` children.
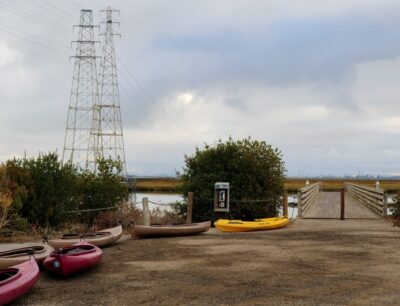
<box><xmin>1</xmin><ymin>1</ymin><xmax>400</xmax><ymax>176</ymax></box>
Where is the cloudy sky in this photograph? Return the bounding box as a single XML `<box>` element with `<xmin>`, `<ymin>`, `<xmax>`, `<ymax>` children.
<box><xmin>1</xmin><ymin>0</ymin><xmax>400</xmax><ymax>177</ymax></box>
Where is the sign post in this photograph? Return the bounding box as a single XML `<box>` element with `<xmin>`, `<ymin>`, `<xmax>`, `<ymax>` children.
<box><xmin>214</xmin><ymin>182</ymin><xmax>230</xmax><ymax>212</ymax></box>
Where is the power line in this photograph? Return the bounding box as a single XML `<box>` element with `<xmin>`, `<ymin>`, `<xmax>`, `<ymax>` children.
<box><xmin>117</xmin><ymin>46</ymin><xmax>194</xmax><ymax>148</ymax></box>
<box><xmin>0</xmin><ymin>24</ymin><xmax>70</xmax><ymax>56</ymax></box>
<box><xmin>17</xmin><ymin>0</ymin><xmax>75</xmax><ymax>25</ymax></box>
<box><xmin>118</xmin><ymin>82</ymin><xmax>189</xmax><ymax>155</ymax></box>
<box><xmin>0</xmin><ymin>2</ymin><xmax>70</xmax><ymax>37</ymax></box>
<box><xmin>118</xmin><ymin>35</ymin><xmax>165</xmax><ymax>95</ymax></box>
<box><xmin>119</xmin><ymin>29</ymin><xmax>166</xmax><ymax>93</ymax></box>
<box><xmin>0</xmin><ymin>42</ymin><xmax>69</xmax><ymax>64</ymax></box>
<box><xmin>66</xmin><ymin>0</ymin><xmax>82</xmax><ymax>10</ymax></box>
<box><xmin>40</xmin><ymin>0</ymin><xmax>78</xmax><ymax>21</ymax></box>
<box><xmin>118</xmin><ymin>76</ymin><xmax>190</xmax><ymax>152</ymax></box>
<box><xmin>0</xmin><ymin>20</ymin><xmax>71</xmax><ymax>50</ymax></box>
<box><xmin>0</xmin><ymin>1</ymin><xmax>71</xmax><ymax>35</ymax></box>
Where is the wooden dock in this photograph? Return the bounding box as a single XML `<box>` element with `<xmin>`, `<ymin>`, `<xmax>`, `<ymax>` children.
<box><xmin>302</xmin><ymin>192</ymin><xmax>380</xmax><ymax>219</ymax></box>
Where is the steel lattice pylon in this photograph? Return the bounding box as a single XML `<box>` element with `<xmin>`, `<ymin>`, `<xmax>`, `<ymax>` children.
<box><xmin>62</xmin><ymin>9</ymin><xmax>99</xmax><ymax>171</ymax></box>
<box><xmin>95</xmin><ymin>7</ymin><xmax>126</xmax><ymax>175</ymax></box>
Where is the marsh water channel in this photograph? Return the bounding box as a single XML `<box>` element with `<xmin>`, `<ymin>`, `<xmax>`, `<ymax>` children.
<box><xmin>130</xmin><ymin>192</ymin><xmax>299</xmax><ymax>218</ymax></box>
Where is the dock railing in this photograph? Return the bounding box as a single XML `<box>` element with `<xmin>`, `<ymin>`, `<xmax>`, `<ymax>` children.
<box><xmin>345</xmin><ymin>182</ymin><xmax>387</xmax><ymax>217</ymax></box>
<box><xmin>297</xmin><ymin>182</ymin><xmax>321</xmax><ymax>217</ymax></box>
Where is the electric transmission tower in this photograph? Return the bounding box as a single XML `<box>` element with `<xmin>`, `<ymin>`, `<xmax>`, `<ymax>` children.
<box><xmin>95</xmin><ymin>6</ymin><xmax>126</xmax><ymax>175</ymax></box>
<box><xmin>62</xmin><ymin>9</ymin><xmax>100</xmax><ymax>170</ymax></box>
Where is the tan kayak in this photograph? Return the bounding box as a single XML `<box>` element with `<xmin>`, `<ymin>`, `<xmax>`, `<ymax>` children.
<box><xmin>48</xmin><ymin>225</ymin><xmax>123</xmax><ymax>248</ymax></box>
<box><xmin>0</xmin><ymin>243</ymin><xmax>54</xmax><ymax>269</ymax></box>
<box><xmin>132</xmin><ymin>221</ymin><xmax>211</xmax><ymax>238</ymax></box>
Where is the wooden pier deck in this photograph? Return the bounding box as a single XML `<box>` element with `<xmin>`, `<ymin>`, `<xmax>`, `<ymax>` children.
<box><xmin>302</xmin><ymin>191</ymin><xmax>380</xmax><ymax>219</ymax></box>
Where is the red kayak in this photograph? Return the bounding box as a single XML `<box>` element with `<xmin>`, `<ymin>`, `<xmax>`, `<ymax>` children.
<box><xmin>43</xmin><ymin>241</ymin><xmax>102</xmax><ymax>277</ymax></box>
<box><xmin>0</xmin><ymin>257</ymin><xmax>39</xmax><ymax>305</ymax></box>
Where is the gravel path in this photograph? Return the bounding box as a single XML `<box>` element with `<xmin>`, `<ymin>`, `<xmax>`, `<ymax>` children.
<box><xmin>10</xmin><ymin>218</ymin><xmax>400</xmax><ymax>305</ymax></box>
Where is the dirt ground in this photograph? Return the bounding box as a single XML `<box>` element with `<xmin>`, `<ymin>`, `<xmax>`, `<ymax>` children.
<box><xmin>9</xmin><ymin>218</ymin><xmax>400</xmax><ymax>305</ymax></box>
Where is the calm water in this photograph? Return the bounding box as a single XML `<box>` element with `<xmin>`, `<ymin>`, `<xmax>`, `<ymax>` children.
<box><xmin>130</xmin><ymin>192</ymin><xmax>183</xmax><ymax>211</ymax></box>
<box><xmin>130</xmin><ymin>192</ymin><xmax>298</xmax><ymax>218</ymax></box>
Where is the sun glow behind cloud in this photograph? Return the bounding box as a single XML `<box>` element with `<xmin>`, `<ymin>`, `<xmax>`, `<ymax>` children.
<box><xmin>0</xmin><ymin>46</ymin><xmax>16</xmax><ymax>66</ymax></box>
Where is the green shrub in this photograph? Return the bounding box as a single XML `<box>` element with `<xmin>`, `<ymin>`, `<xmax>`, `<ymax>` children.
<box><xmin>5</xmin><ymin>153</ymin><xmax>79</xmax><ymax>227</ymax></box>
<box><xmin>2</xmin><ymin>153</ymin><xmax>129</xmax><ymax>229</ymax></box>
<box><xmin>78</xmin><ymin>158</ymin><xmax>129</xmax><ymax>226</ymax></box>
<box><xmin>181</xmin><ymin>137</ymin><xmax>286</xmax><ymax>221</ymax></box>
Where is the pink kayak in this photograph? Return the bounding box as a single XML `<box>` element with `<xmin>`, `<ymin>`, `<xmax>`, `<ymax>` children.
<box><xmin>0</xmin><ymin>257</ymin><xmax>39</xmax><ymax>305</ymax></box>
<box><xmin>43</xmin><ymin>241</ymin><xmax>102</xmax><ymax>277</ymax></box>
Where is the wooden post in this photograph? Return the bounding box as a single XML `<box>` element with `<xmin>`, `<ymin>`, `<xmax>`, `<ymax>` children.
<box><xmin>297</xmin><ymin>190</ymin><xmax>302</xmax><ymax>218</ymax></box>
<box><xmin>187</xmin><ymin>192</ymin><xmax>193</xmax><ymax>224</ymax></box>
<box><xmin>142</xmin><ymin>197</ymin><xmax>150</xmax><ymax>226</ymax></box>
<box><xmin>340</xmin><ymin>188</ymin><xmax>345</xmax><ymax>220</ymax></box>
<box><xmin>383</xmin><ymin>192</ymin><xmax>388</xmax><ymax>217</ymax></box>
<box><xmin>283</xmin><ymin>191</ymin><xmax>288</xmax><ymax>218</ymax></box>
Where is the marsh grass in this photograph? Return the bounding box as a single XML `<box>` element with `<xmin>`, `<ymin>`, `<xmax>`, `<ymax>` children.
<box><xmin>133</xmin><ymin>178</ymin><xmax>182</xmax><ymax>192</ymax></box>
<box><xmin>136</xmin><ymin>178</ymin><xmax>400</xmax><ymax>193</ymax></box>
<box><xmin>285</xmin><ymin>179</ymin><xmax>400</xmax><ymax>192</ymax></box>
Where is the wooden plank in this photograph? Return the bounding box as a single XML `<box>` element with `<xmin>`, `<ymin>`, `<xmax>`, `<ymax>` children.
<box><xmin>303</xmin><ymin>192</ymin><xmax>340</xmax><ymax>218</ymax></box>
<box><xmin>302</xmin><ymin>192</ymin><xmax>380</xmax><ymax>219</ymax></box>
<box><xmin>345</xmin><ymin>193</ymin><xmax>381</xmax><ymax>219</ymax></box>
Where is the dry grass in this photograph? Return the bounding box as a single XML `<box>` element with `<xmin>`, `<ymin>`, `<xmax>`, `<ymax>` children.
<box><xmin>94</xmin><ymin>205</ymin><xmax>184</xmax><ymax>228</ymax></box>
<box><xmin>134</xmin><ymin>178</ymin><xmax>182</xmax><ymax>191</ymax></box>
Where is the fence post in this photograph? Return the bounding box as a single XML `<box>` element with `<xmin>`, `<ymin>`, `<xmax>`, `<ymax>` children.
<box><xmin>297</xmin><ymin>190</ymin><xmax>302</xmax><ymax>218</ymax></box>
<box><xmin>142</xmin><ymin>197</ymin><xmax>150</xmax><ymax>226</ymax></box>
<box><xmin>187</xmin><ymin>192</ymin><xmax>193</xmax><ymax>224</ymax></box>
<box><xmin>383</xmin><ymin>192</ymin><xmax>388</xmax><ymax>217</ymax></box>
<box><xmin>340</xmin><ymin>188</ymin><xmax>345</xmax><ymax>220</ymax></box>
<box><xmin>283</xmin><ymin>191</ymin><xmax>288</xmax><ymax>218</ymax></box>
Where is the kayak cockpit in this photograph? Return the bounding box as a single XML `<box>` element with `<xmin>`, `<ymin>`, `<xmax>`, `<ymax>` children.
<box><xmin>52</xmin><ymin>245</ymin><xmax>96</xmax><ymax>256</ymax></box>
<box><xmin>0</xmin><ymin>268</ymin><xmax>21</xmax><ymax>285</ymax></box>
<box><xmin>0</xmin><ymin>246</ymin><xmax>45</xmax><ymax>258</ymax></box>
<box><xmin>61</xmin><ymin>232</ymin><xmax>111</xmax><ymax>240</ymax></box>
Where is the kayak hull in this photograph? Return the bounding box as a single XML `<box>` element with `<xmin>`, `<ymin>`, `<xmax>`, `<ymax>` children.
<box><xmin>0</xmin><ymin>257</ymin><xmax>39</xmax><ymax>305</ymax></box>
<box><xmin>214</xmin><ymin>217</ymin><xmax>289</xmax><ymax>232</ymax></box>
<box><xmin>48</xmin><ymin>225</ymin><xmax>122</xmax><ymax>248</ymax></box>
<box><xmin>43</xmin><ymin>241</ymin><xmax>102</xmax><ymax>277</ymax></box>
<box><xmin>0</xmin><ymin>244</ymin><xmax>54</xmax><ymax>269</ymax></box>
<box><xmin>132</xmin><ymin>221</ymin><xmax>211</xmax><ymax>238</ymax></box>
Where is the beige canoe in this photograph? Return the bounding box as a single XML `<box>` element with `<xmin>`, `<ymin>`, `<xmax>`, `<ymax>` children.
<box><xmin>48</xmin><ymin>225</ymin><xmax>123</xmax><ymax>248</ymax></box>
<box><xmin>0</xmin><ymin>243</ymin><xmax>54</xmax><ymax>269</ymax></box>
<box><xmin>132</xmin><ymin>221</ymin><xmax>211</xmax><ymax>238</ymax></box>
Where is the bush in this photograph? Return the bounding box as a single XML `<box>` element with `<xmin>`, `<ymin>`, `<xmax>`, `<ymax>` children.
<box><xmin>5</xmin><ymin>153</ymin><xmax>79</xmax><ymax>227</ymax></box>
<box><xmin>171</xmin><ymin>201</ymin><xmax>187</xmax><ymax>218</ymax></box>
<box><xmin>1</xmin><ymin>153</ymin><xmax>129</xmax><ymax>229</ymax></box>
<box><xmin>181</xmin><ymin>137</ymin><xmax>286</xmax><ymax>221</ymax></box>
<box><xmin>78</xmin><ymin>158</ymin><xmax>129</xmax><ymax>226</ymax></box>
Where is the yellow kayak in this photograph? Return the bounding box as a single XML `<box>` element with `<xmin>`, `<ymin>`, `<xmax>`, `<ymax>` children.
<box><xmin>214</xmin><ymin>216</ymin><xmax>289</xmax><ymax>232</ymax></box>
